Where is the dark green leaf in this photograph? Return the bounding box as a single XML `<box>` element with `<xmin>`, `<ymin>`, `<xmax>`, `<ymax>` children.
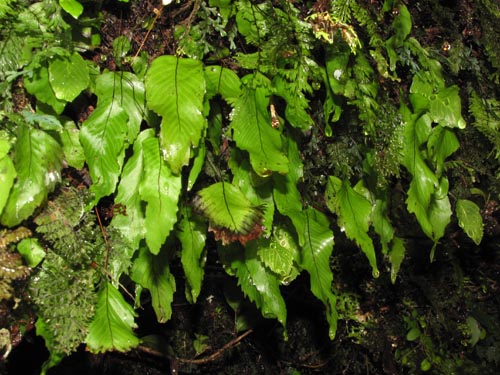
<box><xmin>131</xmin><ymin>247</ymin><xmax>176</xmax><ymax>323</ymax></box>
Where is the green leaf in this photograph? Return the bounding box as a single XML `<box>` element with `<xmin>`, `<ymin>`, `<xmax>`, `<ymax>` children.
<box><xmin>178</xmin><ymin>207</ymin><xmax>207</xmax><ymax>304</ymax></box>
<box><xmin>36</xmin><ymin>319</ymin><xmax>66</xmax><ymax>375</ymax></box>
<box><xmin>372</xmin><ymin>197</ymin><xmax>395</xmax><ymax>254</ymax></box>
<box><xmin>196</xmin><ymin>182</ymin><xmax>262</xmax><ymax>234</ymax></box>
<box><xmin>60</xmin><ymin>120</ymin><xmax>85</xmax><ymax>169</ymax></box>
<box><xmin>289</xmin><ymin>208</ymin><xmax>337</xmax><ymax>339</ymax></box>
<box><xmin>427</xmin><ymin>125</ymin><xmax>459</xmax><ymax>177</ymax></box>
<box><xmin>205</xmin><ymin>65</ymin><xmax>241</xmax><ymax>100</ymax></box>
<box><xmin>220</xmin><ymin>244</ymin><xmax>287</xmax><ymax>328</ymax></box>
<box><xmin>325</xmin><ymin>177</ymin><xmax>379</xmax><ymax>277</ymax></box>
<box><xmin>456</xmin><ymin>199</ymin><xmax>483</xmax><ymax>245</ymax></box>
<box><xmin>146</xmin><ymin>56</ymin><xmax>206</xmax><ymax>174</ymax></box>
<box><xmin>230</xmin><ymin>83</ymin><xmax>289</xmax><ymax>176</ymax></box>
<box><xmin>86</xmin><ymin>282</ymin><xmax>139</xmax><ymax>353</ymax></box>
<box><xmin>256</xmin><ymin>224</ymin><xmax>300</xmax><ymax>282</ymax></box>
<box><xmin>406</xmin><ymin>327</ymin><xmax>421</xmax><ymax>341</ymax></box>
<box><xmin>0</xmin><ymin>140</ymin><xmax>16</xmax><ymax>216</ymax></box>
<box><xmin>80</xmin><ymin>71</ymin><xmax>144</xmax><ymax>204</ymax></box>
<box><xmin>1</xmin><ymin>127</ymin><xmax>63</xmax><ymax>227</ymax></box>
<box><xmin>24</xmin><ymin>64</ymin><xmax>67</xmax><ymax>114</ymax></box>
<box><xmin>429</xmin><ymin>86</ymin><xmax>466</xmax><ymax>129</ymax></box>
<box><xmin>273</xmin><ymin>136</ymin><xmax>303</xmax><ymax>216</ymax></box>
<box><xmin>389</xmin><ymin>237</ymin><xmax>405</xmax><ymax>284</ymax></box>
<box><xmin>131</xmin><ymin>247</ymin><xmax>176</xmax><ymax>323</ymax></box>
<box><xmin>139</xmin><ymin>136</ymin><xmax>182</xmax><ymax>255</ymax></box>
<box><xmin>49</xmin><ymin>53</ymin><xmax>89</xmax><ymax>102</ymax></box>
<box><xmin>111</xmin><ymin>130</ymin><xmax>151</xmax><ymax>248</ymax></box>
<box><xmin>80</xmin><ymin>96</ymin><xmax>128</xmax><ymax>204</ymax></box>
<box><xmin>17</xmin><ymin>238</ymin><xmax>45</xmax><ymax>267</ymax></box>
<box><xmin>59</xmin><ymin>0</ymin><xmax>83</xmax><ymax>18</ymax></box>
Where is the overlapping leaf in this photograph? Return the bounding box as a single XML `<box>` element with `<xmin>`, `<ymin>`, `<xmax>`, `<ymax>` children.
<box><xmin>196</xmin><ymin>182</ymin><xmax>262</xmax><ymax>235</ymax></box>
<box><xmin>1</xmin><ymin>127</ymin><xmax>62</xmax><ymax>227</ymax></box>
<box><xmin>80</xmin><ymin>71</ymin><xmax>145</xmax><ymax>204</ymax></box>
<box><xmin>48</xmin><ymin>52</ymin><xmax>89</xmax><ymax>102</ymax></box>
<box><xmin>178</xmin><ymin>207</ymin><xmax>207</xmax><ymax>303</ymax></box>
<box><xmin>325</xmin><ymin>176</ymin><xmax>379</xmax><ymax>277</ymax></box>
<box><xmin>219</xmin><ymin>245</ymin><xmax>287</xmax><ymax>328</ymax></box>
<box><xmin>0</xmin><ymin>139</ymin><xmax>16</xmax><ymax>216</ymax></box>
<box><xmin>131</xmin><ymin>247</ymin><xmax>176</xmax><ymax>323</ymax></box>
<box><xmin>289</xmin><ymin>208</ymin><xmax>337</xmax><ymax>339</ymax></box>
<box><xmin>146</xmin><ymin>56</ymin><xmax>206</xmax><ymax>174</ymax></box>
<box><xmin>111</xmin><ymin>130</ymin><xmax>181</xmax><ymax>255</ymax></box>
<box><xmin>139</xmin><ymin>136</ymin><xmax>182</xmax><ymax>254</ymax></box>
<box><xmin>230</xmin><ymin>83</ymin><xmax>289</xmax><ymax>176</ymax></box>
<box><xmin>86</xmin><ymin>282</ymin><xmax>139</xmax><ymax>353</ymax></box>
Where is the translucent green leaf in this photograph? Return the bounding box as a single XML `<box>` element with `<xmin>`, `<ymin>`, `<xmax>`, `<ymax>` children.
<box><xmin>196</xmin><ymin>182</ymin><xmax>262</xmax><ymax>234</ymax></box>
<box><xmin>24</xmin><ymin>64</ymin><xmax>67</xmax><ymax>114</ymax></box>
<box><xmin>17</xmin><ymin>238</ymin><xmax>45</xmax><ymax>267</ymax></box>
<box><xmin>131</xmin><ymin>247</ymin><xmax>176</xmax><ymax>323</ymax></box>
<box><xmin>146</xmin><ymin>56</ymin><xmax>206</xmax><ymax>174</ymax></box>
<box><xmin>427</xmin><ymin>177</ymin><xmax>452</xmax><ymax>243</ymax></box>
<box><xmin>0</xmin><ymin>141</ymin><xmax>16</xmax><ymax>216</ymax></box>
<box><xmin>59</xmin><ymin>0</ymin><xmax>83</xmax><ymax>18</ymax></box>
<box><xmin>389</xmin><ymin>237</ymin><xmax>405</xmax><ymax>284</ymax></box>
<box><xmin>60</xmin><ymin>120</ymin><xmax>85</xmax><ymax>169</ymax></box>
<box><xmin>429</xmin><ymin>86</ymin><xmax>466</xmax><ymax>129</ymax></box>
<box><xmin>427</xmin><ymin>125</ymin><xmax>459</xmax><ymax>177</ymax></box>
<box><xmin>372</xmin><ymin>198</ymin><xmax>395</xmax><ymax>254</ymax></box>
<box><xmin>1</xmin><ymin>127</ymin><xmax>63</xmax><ymax>227</ymax></box>
<box><xmin>187</xmin><ymin>143</ymin><xmax>205</xmax><ymax>191</ymax></box>
<box><xmin>48</xmin><ymin>53</ymin><xmax>89</xmax><ymax>102</ymax></box>
<box><xmin>230</xmin><ymin>84</ymin><xmax>289</xmax><ymax>176</ymax></box>
<box><xmin>326</xmin><ymin>177</ymin><xmax>379</xmax><ymax>277</ymax></box>
<box><xmin>456</xmin><ymin>199</ymin><xmax>483</xmax><ymax>245</ymax></box>
<box><xmin>289</xmin><ymin>208</ymin><xmax>337</xmax><ymax>339</ymax></box>
<box><xmin>256</xmin><ymin>225</ymin><xmax>300</xmax><ymax>282</ymax></box>
<box><xmin>205</xmin><ymin>65</ymin><xmax>241</xmax><ymax>100</ymax></box>
<box><xmin>86</xmin><ymin>282</ymin><xmax>139</xmax><ymax>353</ymax></box>
<box><xmin>139</xmin><ymin>136</ymin><xmax>182</xmax><ymax>255</ymax></box>
<box><xmin>219</xmin><ymin>244</ymin><xmax>287</xmax><ymax>328</ymax></box>
<box><xmin>178</xmin><ymin>207</ymin><xmax>207</xmax><ymax>304</ymax></box>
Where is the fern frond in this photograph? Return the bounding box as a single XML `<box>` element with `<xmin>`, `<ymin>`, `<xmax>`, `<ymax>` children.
<box><xmin>469</xmin><ymin>90</ymin><xmax>500</xmax><ymax>159</ymax></box>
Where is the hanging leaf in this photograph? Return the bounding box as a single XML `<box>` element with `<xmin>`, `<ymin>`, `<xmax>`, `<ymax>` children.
<box><xmin>24</xmin><ymin>63</ymin><xmax>67</xmax><ymax>114</ymax></box>
<box><xmin>111</xmin><ymin>130</ymin><xmax>150</xmax><ymax>248</ymax></box>
<box><xmin>131</xmin><ymin>247</ymin><xmax>176</xmax><ymax>323</ymax></box>
<box><xmin>178</xmin><ymin>207</ymin><xmax>207</xmax><ymax>304</ymax></box>
<box><xmin>230</xmin><ymin>83</ymin><xmax>289</xmax><ymax>176</ymax></box>
<box><xmin>427</xmin><ymin>125</ymin><xmax>459</xmax><ymax>177</ymax></box>
<box><xmin>48</xmin><ymin>52</ymin><xmax>89</xmax><ymax>102</ymax></box>
<box><xmin>146</xmin><ymin>56</ymin><xmax>206</xmax><ymax>174</ymax></box>
<box><xmin>256</xmin><ymin>224</ymin><xmax>300</xmax><ymax>282</ymax></box>
<box><xmin>0</xmin><ymin>139</ymin><xmax>16</xmax><ymax>217</ymax></box>
<box><xmin>195</xmin><ymin>182</ymin><xmax>263</xmax><ymax>239</ymax></box>
<box><xmin>139</xmin><ymin>136</ymin><xmax>182</xmax><ymax>255</ymax></box>
<box><xmin>1</xmin><ymin>127</ymin><xmax>62</xmax><ymax>227</ymax></box>
<box><xmin>325</xmin><ymin>176</ymin><xmax>379</xmax><ymax>277</ymax></box>
<box><xmin>86</xmin><ymin>282</ymin><xmax>139</xmax><ymax>353</ymax></box>
<box><xmin>59</xmin><ymin>0</ymin><xmax>83</xmax><ymax>18</ymax></box>
<box><xmin>60</xmin><ymin>120</ymin><xmax>85</xmax><ymax>169</ymax></box>
<box><xmin>219</xmin><ymin>244</ymin><xmax>287</xmax><ymax>329</ymax></box>
<box><xmin>389</xmin><ymin>237</ymin><xmax>405</xmax><ymax>284</ymax></box>
<box><xmin>205</xmin><ymin>65</ymin><xmax>241</xmax><ymax>100</ymax></box>
<box><xmin>80</xmin><ymin>97</ymin><xmax>128</xmax><ymax>204</ymax></box>
<box><xmin>372</xmin><ymin>197</ymin><xmax>395</xmax><ymax>255</ymax></box>
<box><xmin>289</xmin><ymin>208</ymin><xmax>337</xmax><ymax>339</ymax></box>
<box><xmin>456</xmin><ymin>199</ymin><xmax>483</xmax><ymax>245</ymax></box>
